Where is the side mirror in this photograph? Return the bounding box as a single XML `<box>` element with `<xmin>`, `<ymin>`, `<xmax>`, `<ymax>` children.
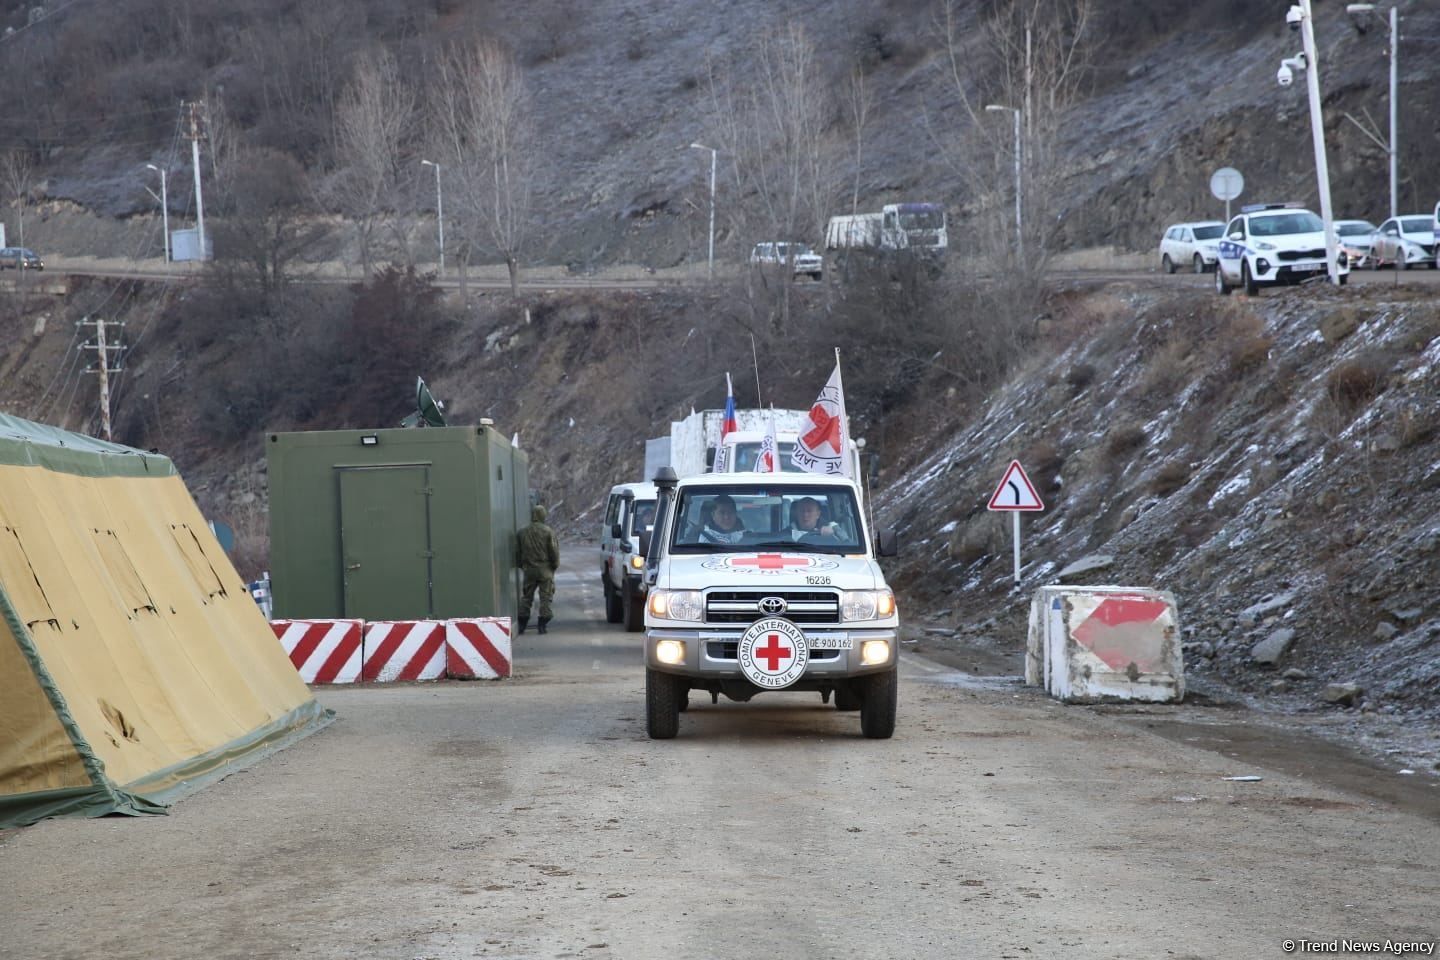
<box><xmin>611</xmin><ymin>523</ymin><xmax>623</xmax><ymax>539</ymax></box>
<box><xmin>1228</xmin><ymin>232</ymin><xmax>1243</xmax><ymax>241</ymax></box>
<box><xmin>876</xmin><ymin>529</ymin><xmax>898</xmax><ymax>558</ymax></box>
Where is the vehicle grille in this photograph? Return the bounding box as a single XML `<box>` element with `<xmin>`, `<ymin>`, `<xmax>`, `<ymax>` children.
<box><xmin>705</xmin><ymin>641</ymin><xmax>841</xmax><ymax>662</ymax></box>
<box><xmin>1277</xmin><ymin>249</ymin><xmax>1326</xmax><ymax>261</ymax></box>
<box><xmin>705</xmin><ymin>590</ymin><xmax>839</xmax><ymax>625</ymax></box>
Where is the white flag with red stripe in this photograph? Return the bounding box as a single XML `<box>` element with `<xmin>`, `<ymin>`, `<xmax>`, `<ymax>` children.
<box><xmin>790</xmin><ymin>360</ymin><xmax>850</xmax><ymax>477</ymax></box>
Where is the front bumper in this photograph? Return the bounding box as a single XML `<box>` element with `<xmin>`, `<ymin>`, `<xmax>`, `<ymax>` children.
<box><xmin>646</xmin><ymin>626</ymin><xmax>898</xmax><ymax>679</ymax></box>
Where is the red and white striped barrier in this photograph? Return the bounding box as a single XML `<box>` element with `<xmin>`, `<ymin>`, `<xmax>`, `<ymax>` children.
<box><xmin>271</xmin><ymin>619</ymin><xmax>364</xmax><ymax>684</ymax></box>
<box><xmin>445</xmin><ymin>618</ymin><xmax>513</xmax><ymax>680</ymax></box>
<box><xmin>1026</xmin><ymin>586</ymin><xmax>1183</xmax><ymax>703</ymax></box>
<box><xmin>362</xmin><ymin>620</ymin><xmax>447</xmax><ymax>682</ymax></box>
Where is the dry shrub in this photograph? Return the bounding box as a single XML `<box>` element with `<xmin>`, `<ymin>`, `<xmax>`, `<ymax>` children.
<box><xmin>1065</xmin><ymin>362</ymin><xmax>1097</xmax><ymax>392</ymax></box>
<box><xmin>1225</xmin><ymin>312</ymin><xmax>1274</xmax><ymax>374</ymax></box>
<box><xmin>1136</xmin><ymin>336</ymin><xmax>1191</xmax><ymax>400</ymax></box>
<box><xmin>1395</xmin><ymin>405</ymin><xmax>1438</xmax><ymax>449</ymax></box>
<box><xmin>1150</xmin><ymin>460</ymin><xmax>1189</xmax><ymax>496</ymax></box>
<box><xmin>1326</xmin><ymin>354</ymin><xmax>1389</xmax><ymax>413</ymax></box>
<box><xmin>1105</xmin><ymin>422</ymin><xmax>1147</xmax><ymax>456</ymax></box>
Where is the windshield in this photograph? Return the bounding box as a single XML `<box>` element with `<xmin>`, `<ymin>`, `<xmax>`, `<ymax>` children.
<box><xmin>1401</xmin><ymin>217</ymin><xmax>1431</xmax><ymax>234</ymax></box>
<box><xmin>898</xmin><ymin>209</ymin><xmax>945</xmax><ymax>231</ymax></box>
<box><xmin>731</xmin><ymin>441</ymin><xmax>803</xmax><ymax>473</ymax></box>
<box><xmin>1250</xmin><ymin>212</ymin><xmax>1324</xmax><ymax>236</ymax></box>
<box><xmin>669</xmin><ymin>485</ymin><xmax>863</xmax><ymax>555</ymax></box>
<box><xmin>1337</xmin><ymin>223</ymin><xmax>1375</xmax><ymax>237</ymax></box>
<box><xmin>629</xmin><ymin>500</ymin><xmax>656</xmax><ymax>535</ymax></box>
<box><xmin>1192</xmin><ymin>225</ymin><xmax>1224</xmax><ymax>240</ymax></box>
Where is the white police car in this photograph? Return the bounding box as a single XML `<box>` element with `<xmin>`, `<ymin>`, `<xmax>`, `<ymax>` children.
<box><xmin>1214</xmin><ymin>203</ymin><xmax>1349</xmax><ymax>295</ymax></box>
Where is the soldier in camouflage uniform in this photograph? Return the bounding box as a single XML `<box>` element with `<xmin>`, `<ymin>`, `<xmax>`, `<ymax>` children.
<box><xmin>516</xmin><ymin>504</ymin><xmax>560</xmax><ymax>634</ymax></box>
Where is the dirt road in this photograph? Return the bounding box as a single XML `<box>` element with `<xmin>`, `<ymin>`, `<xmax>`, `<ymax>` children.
<box><xmin>2</xmin><ymin>547</ymin><xmax>1437</xmax><ymax>959</ymax></box>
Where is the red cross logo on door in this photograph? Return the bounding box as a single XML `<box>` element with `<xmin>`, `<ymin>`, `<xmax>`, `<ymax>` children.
<box><xmin>755</xmin><ymin>634</ymin><xmax>793</xmax><ymax>671</ymax></box>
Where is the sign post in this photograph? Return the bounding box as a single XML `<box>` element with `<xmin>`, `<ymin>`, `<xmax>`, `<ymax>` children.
<box><xmin>987</xmin><ymin>460</ymin><xmax>1045</xmax><ymax>585</ymax></box>
<box><xmin>1210</xmin><ymin>167</ymin><xmax>1244</xmax><ymax>224</ymax></box>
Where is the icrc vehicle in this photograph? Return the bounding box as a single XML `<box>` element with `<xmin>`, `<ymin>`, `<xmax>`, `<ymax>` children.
<box><xmin>1214</xmin><ymin>203</ymin><xmax>1349</xmax><ymax>295</ymax></box>
<box><xmin>641</xmin><ymin>468</ymin><xmax>900</xmax><ymax>740</ymax></box>
<box><xmin>599</xmin><ymin>481</ymin><xmax>657</xmax><ymax>632</ymax></box>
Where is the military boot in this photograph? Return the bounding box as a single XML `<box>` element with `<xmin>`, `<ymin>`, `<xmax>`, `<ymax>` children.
<box><xmin>518</xmin><ymin>616</ymin><xmax>529</xmax><ymax>635</ymax></box>
<box><xmin>538</xmin><ymin>617</ymin><xmax>551</xmax><ymax>635</ymax></box>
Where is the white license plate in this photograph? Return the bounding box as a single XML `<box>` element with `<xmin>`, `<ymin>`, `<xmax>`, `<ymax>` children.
<box><xmin>807</xmin><ymin>636</ymin><xmax>852</xmax><ymax>650</ymax></box>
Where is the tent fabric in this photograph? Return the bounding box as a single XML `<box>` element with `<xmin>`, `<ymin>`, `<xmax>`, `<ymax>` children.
<box><xmin>0</xmin><ymin>415</ymin><xmax>331</xmax><ymax>828</ymax></box>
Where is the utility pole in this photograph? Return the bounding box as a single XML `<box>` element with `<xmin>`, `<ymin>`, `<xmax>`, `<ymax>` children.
<box><xmin>185</xmin><ymin>101</ymin><xmax>208</xmax><ymax>259</ymax></box>
<box><xmin>79</xmin><ymin>316</ymin><xmax>125</xmax><ymax>441</ymax></box>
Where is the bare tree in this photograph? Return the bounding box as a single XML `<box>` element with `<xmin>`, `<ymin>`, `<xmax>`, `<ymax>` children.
<box><xmin>846</xmin><ymin>67</ymin><xmax>873</xmax><ymax>218</ymax></box>
<box><xmin>702</xmin><ymin>23</ymin><xmax>843</xmax><ymax>330</ymax></box>
<box><xmin>210</xmin><ymin>147</ymin><xmax>331</xmax><ymax>296</ymax></box>
<box><xmin>935</xmin><ymin>0</ymin><xmax>1091</xmax><ymax>277</ymax></box>
<box><xmin>334</xmin><ymin>49</ymin><xmax>417</xmax><ymax>276</ymax></box>
<box><xmin>0</xmin><ymin>151</ymin><xmax>35</xmax><ymax>249</ymax></box>
<box><xmin>430</xmin><ymin>39</ymin><xmax>538</xmax><ymax>296</ymax></box>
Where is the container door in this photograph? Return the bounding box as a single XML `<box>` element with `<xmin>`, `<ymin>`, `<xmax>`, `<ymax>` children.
<box><xmin>338</xmin><ymin>465</ymin><xmax>433</xmax><ymax>620</ymax></box>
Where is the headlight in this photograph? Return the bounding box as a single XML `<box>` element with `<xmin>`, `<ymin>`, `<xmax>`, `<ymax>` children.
<box><xmin>841</xmin><ymin>590</ymin><xmax>895</xmax><ymax>622</ymax></box>
<box><xmin>860</xmin><ymin>639</ymin><xmax>891</xmax><ymax>665</ymax></box>
<box><xmin>629</xmin><ymin>555</ymin><xmax>645</xmax><ymax>570</ymax></box>
<box><xmin>648</xmin><ymin>590</ymin><xmax>703</xmax><ymax>621</ymax></box>
<box><xmin>1255</xmin><ymin>242</ymin><xmax>1277</xmax><ymax>251</ymax></box>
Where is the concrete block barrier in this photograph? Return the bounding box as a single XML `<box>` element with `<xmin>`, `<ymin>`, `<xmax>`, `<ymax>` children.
<box><xmin>445</xmin><ymin>619</ymin><xmax>513</xmax><ymax>680</ymax></box>
<box><xmin>362</xmin><ymin>621</ymin><xmax>447</xmax><ymax>682</ymax></box>
<box><xmin>1027</xmin><ymin>586</ymin><xmax>1183</xmax><ymax>703</ymax></box>
<box><xmin>271</xmin><ymin>619</ymin><xmax>364</xmax><ymax>684</ymax></box>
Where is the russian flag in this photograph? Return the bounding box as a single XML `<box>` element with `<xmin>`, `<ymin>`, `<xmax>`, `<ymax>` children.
<box><xmin>712</xmin><ymin>373</ymin><xmax>737</xmax><ymax>471</ymax></box>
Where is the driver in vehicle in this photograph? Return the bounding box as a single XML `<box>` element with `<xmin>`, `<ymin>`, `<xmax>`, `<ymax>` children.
<box><xmin>787</xmin><ymin>496</ymin><xmax>845</xmax><ymax>540</ymax></box>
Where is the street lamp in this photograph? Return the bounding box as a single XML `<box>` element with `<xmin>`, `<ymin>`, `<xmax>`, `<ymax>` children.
<box><xmin>144</xmin><ymin>164</ymin><xmax>169</xmax><ymax>263</ymax></box>
<box><xmin>420</xmin><ymin>159</ymin><xmax>444</xmax><ymax>276</ymax></box>
<box><xmin>689</xmin><ymin>142</ymin><xmax>716</xmax><ymax>279</ymax></box>
<box><xmin>1346</xmin><ymin>3</ymin><xmax>1400</xmax><ymax>220</ymax></box>
<box><xmin>1280</xmin><ymin>1</ymin><xmax>1341</xmax><ymax>284</ymax></box>
<box><xmin>984</xmin><ymin>104</ymin><xmax>1023</xmax><ymax>263</ymax></box>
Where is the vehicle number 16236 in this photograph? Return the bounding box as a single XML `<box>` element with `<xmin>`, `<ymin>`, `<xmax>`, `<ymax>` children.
<box><xmin>805</xmin><ymin>575</ymin><xmax>832</xmax><ymax>585</ymax></box>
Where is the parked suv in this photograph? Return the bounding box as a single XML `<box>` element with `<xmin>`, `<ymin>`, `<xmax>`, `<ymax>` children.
<box><xmin>749</xmin><ymin>242</ymin><xmax>823</xmax><ymax>280</ymax></box>
<box><xmin>600</xmin><ymin>481</ymin><xmax>657</xmax><ymax>632</ymax></box>
<box><xmin>1215</xmin><ymin>204</ymin><xmax>1348</xmax><ymax>295</ymax></box>
<box><xmin>0</xmin><ymin>247</ymin><xmax>43</xmax><ymax>270</ymax></box>
<box><xmin>1158</xmin><ymin>221</ymin><xmax>1224</xmax><ymax>274</ymax></box>
<box><xmin>642</xmin><ymin>469</ymin><xmax>900</xmax><ymax>739</ymax></box>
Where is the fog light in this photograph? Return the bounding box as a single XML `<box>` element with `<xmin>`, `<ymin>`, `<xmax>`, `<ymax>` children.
<box><xmin>1255</xmin><ymin>258</ymin><xmax>1270</xmax><ymax>274</ymax></box>
<box><xmin>860</xmin><ymin>639</ymin><xmax>891</xmax><ymax>665</ymax></box>
<box><xmin>655</xmin><ymin>640</ymin><xmax>686</xmax><ymax>665</ymax></box>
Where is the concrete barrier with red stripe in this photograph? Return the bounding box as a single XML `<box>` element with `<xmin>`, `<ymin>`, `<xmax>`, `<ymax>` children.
<box><xmin>362</xmin><ymin>621</ymin><xmax>447</xmax><ymax>682</ymax></box>
<box><xmin>1026</xmin><ymin>586</ymin><xmax>1183</xmax><ymax>703</ymax></box>
<box><xmin>271</xmin><ymin>619</ymin><xmax>364</xmax><ymax>684</ymax></box>
<box><xmin>272</xmin><ymin>617</ymin><xmax>512</xmax><ymax>683</ymax></box>
<box><xmin>445</xmin><ymin>618</ymin><xmax>513</xmax><ymax>680</ymax></box>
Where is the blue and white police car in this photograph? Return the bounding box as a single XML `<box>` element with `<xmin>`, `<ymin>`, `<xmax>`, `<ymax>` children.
<box><xmin>1214</xmin><ymin>203</ymin><xmax>1348</xmax><ymax>295</ymax></box>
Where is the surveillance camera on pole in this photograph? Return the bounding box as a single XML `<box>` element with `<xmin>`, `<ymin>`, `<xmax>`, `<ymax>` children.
<box><xmin>1287</xmin><ymin>5</ymin><xmax>1304</xmax><ymax>30</ymax></box>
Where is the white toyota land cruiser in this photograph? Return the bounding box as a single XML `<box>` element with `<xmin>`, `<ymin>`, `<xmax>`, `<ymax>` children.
<box><xmin>642</xmin><ymin>468</ymin><xmax>900</xmax><ymax>740</ymax></box>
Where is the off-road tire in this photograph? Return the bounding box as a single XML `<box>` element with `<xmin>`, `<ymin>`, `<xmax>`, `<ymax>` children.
<box><xmin>646</xmin><ymin>669</ymin><xmax>683</xmax><ymax>739</ymax></box>
<box><xmin>622</xmin><ymin>578</ymin><xmax>644</xmax><ymax>633</ymax></box>
<box><xmin>1215</xmin><ymin>264</ymin><xmax>1231</xmax><ymax>296</ymax></box>
<box><xmin>1162</xmin><ymin>254</ymin><xmax>1175</xmax><ymax>274</ymax></box>
<box><xmin>834</xmin><ymin>685</ymin><xmax>863</xmax><ymax>712</ymax></box>
<box><xmin>1193</xmin><ymin>254</ymin><xmax>1205</xmax><ymax>274</ymax></box>
<box><xmin>603</xmin><ymin>578</ymin><xmax>623</xmax><ymax>623</ymax></box>
<box><xmin>1242</xmin><ymin>261</ymin><xmax>1259</xmax><ymax>296</ymax></box>
<box><xmin>859</xmin><ymin>669</ymin><xmax>898</xmax><ymax>739</ymax></box>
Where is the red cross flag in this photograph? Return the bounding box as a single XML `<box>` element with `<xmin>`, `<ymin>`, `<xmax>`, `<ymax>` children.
<box><xmin>791</xmin><ymin>359</ymin><xmax>850</xmax><ymax>477</ymax></box>
<box><xmin>757</xmin><ymin>410</ymin><xmax>778</xmax><ymax>472</ymax></box>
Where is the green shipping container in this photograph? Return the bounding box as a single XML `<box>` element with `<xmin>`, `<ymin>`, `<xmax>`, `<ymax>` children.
<box><xmin>266</xmin><ymin>425</ymin><xmax>529</xmax><ymax>621</ymax></box>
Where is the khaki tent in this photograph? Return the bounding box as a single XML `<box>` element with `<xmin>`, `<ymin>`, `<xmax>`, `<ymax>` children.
<box><xmin>0</xmin><ymin>414</ymin><xmax>329</xmax><ymax>827</ymax></box>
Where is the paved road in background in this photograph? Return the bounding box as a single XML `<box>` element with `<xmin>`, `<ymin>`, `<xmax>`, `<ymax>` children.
<box><xmin>2</xmin><ymin>545</ymin><xmax>1437</xmax><ymax>959</ymax></box>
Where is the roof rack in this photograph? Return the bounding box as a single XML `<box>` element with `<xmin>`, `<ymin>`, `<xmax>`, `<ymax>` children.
<box><xmin>1240</xmin><ymin>202</ymin><xmax>1305</xmax><ymax>213</ymax></box>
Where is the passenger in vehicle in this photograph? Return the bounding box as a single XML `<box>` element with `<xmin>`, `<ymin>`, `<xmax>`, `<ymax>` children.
<box><xmin>633</xmin><ymin>505</ymin><xmax>654</xmax><ymax>531</ymax></box>
<box><xmin>699</xmin><ymin>495</ymin><xmax>745</xmax><ymax>544</ymax></box>
<box><xmin>788</xmin><ymin>496</ymin><xmax>845</xmax><ymax>540</ymax></box>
